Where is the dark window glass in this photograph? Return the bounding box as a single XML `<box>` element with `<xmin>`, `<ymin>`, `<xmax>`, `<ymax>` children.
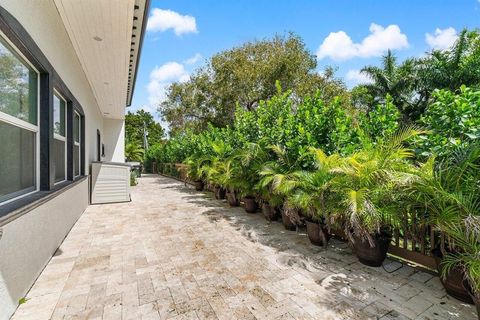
<box><xmin>0</xmin><ymin>121</ymin><xmax>35</xmax><ymax>202</ymax></box>
<box><xmin>74</xmin><ymin>113</ymin><xmax>80</xmax><ymax>143</ymax></box>
<box><xmin>74</xmin><ymin>145</ymin><xmax>80</xmax><ymax>176</ymax></box>
<box><xmin>0</xmin><ymin>37</ymin><xmax>37</xmax><ymax>124</ymax></box>
<box><xmin>54</xmin><ymin>139</ymin><xmax>65</xmax><ymax>182</ymax></box>
<box><xmin>53</xmin><ymin>94</ymin><xmax>66</xmax><ymax>183</ymax></box>
<box><xmin>53</xmin><ymin>94</ymin><xmax>65</xmax><ymax>136</ymax></box>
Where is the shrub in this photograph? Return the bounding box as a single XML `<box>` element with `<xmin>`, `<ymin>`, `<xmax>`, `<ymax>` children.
<box><xmin>416</xmin><ymin>86</ymin><xmax>480</xmax><ymax>158</ymax></box>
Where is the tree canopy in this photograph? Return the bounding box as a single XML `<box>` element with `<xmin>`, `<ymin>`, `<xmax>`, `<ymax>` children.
<box><xmin>159</xmin><ymin>33</ymin><xmax>347</xmax><ymax>134</ymax></box>
<box><xmin>355</xmin><ymin>29</ymin><xmax>480</xmax><ymax>121</ymax></box>
<box><xmin>125</xmin><ymin>110</ymin><xmax>164</xmax><ymax>149</ymax></box>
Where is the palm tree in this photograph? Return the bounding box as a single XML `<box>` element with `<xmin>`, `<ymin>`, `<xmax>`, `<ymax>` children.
<box><xmin>360</xmin><ymin>50</ymin><xmax>416</xmax><ymax>120</ymax></box>
<box><xmin>288</xmin><ymin>148</ymin><xmax>342</xmax><ymax>225</ymax></box>
<box><xmin>333</xmin><ymin>126</ymin><xmax>422</xmax><ymax>246</ymax></box>
<box><xmin>441</xmin><ymin>219</ymin><xmax>480</xmax><ymax>304</ymax></box>
<box><xmin>125</xmin><ymin>143</ymin><xmax>144</xmax><ymax>162</ymax></box>
<box><xmin>412</xmin><ymin>29</ymin><xmax>480</xmax><ymax>120</ymax></box>
<box><xmin>258</xmin><ymin>145</ymin><xmax>304</xmax><ymax>224</ymax></box>
<box><xmin>410</xmin><ymin>143</ymin><xmax>480</xmax><ymax>232</ymax></box>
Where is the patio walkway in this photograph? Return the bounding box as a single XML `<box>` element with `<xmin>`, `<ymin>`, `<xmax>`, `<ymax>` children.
<box><xmin>13</xmin><ymin>175</ymin><xmax>477</xmax><ymax>320</ymax></box>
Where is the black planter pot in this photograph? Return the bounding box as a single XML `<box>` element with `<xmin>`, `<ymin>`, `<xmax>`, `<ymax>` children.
<box><xmin>194</xmin><ymin>180</ymin><xmax>204</xmax><ymax>191</ymax></box>
<box><xmin>305</xmin><ymin>220</ymin><xmax>330</xmax><ymax>246</ymax></box>
<box><xmin>281</xmin><ymin>209</ymin><xmax>296</xmax><ymax>231</ymax></box>
<box><xmin>351</xmin><ymin>232</ymin><xmax>391</xmax><ymax>267</ymax></box>
<box><xmin>262</xmin><ymin>203</ymin><xmax>278</xmax><ymax>221</ymax></box>
<box><xmin>463</xmin><ymin>280</ymin><xmax>480</xmax><ymax>319</ymax></box>
<box><xmin>214</xmin><ymin>186</ymin><xmax>226</xmax><ymax>200</ymax></box>
<box><xmin>243</xmin><ymin>196</ymin><xmax>258</xmax><ymax>213</ymax></box>
<box><xmin>432</xmin><ymin>248</ymin><xmax>474</xmax><ymax>304</ymax></box>
<box><xmin>226</xmin><ymin>191</ymin><xmax>240</xmax><ymax>207</ymax></box>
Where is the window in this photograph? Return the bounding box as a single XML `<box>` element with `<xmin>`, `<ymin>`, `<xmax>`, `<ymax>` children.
<box><xmin>96</xmin><ymin>129</ymin><xmax>101</xmax><ymax>161</ymax></box>
<box><xmin>0</xmin><ymin>33</ymin><xmax>39</xmax><ymax>203</ymax></box>
<box><xmin>73</xmin><ymin>111</ymin><xmax>81</xmax><ymax>177</ymax></box>
<box><xmin>53</xmin><ymin>92</ymin><xmax>66</xmax><ymax>183</ymax></box>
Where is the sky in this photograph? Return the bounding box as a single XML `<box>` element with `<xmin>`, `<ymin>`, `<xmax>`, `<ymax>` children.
<box><xmin>129</xmin><ymin>0</ymin><xmax>480</xmax><ymax>124</ymax></box>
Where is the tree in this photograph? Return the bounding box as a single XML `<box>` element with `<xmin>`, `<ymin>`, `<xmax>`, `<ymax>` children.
<box><xmin>412</xmin><ymin>29</ymin><xmax>480</xmax><ymax>116</ymax></box>
<box><xmin>160</xmin><ymin>33</ymin><xmax>347</xmax><ymax>134</ymax></box>
<box><xmin>357</xmin><ymin>30</ymin><xmax>480</xmax><ymax>122</ymax></box>
<box><xmin>125</xmin><ymin>110</ymin><xmax>165</xmax><ymax>149</ymax></box>
<box><xmin>125</xmin><ymin>143</ymin><xmax>145</xmax><ymax>162</ymax></box>
<box><xmin>360</xmin><ymin>50</ymin><xmax>415</xmax><ymax>120</ymax></box>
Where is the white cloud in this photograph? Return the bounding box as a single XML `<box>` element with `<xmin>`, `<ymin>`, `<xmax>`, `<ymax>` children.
<box><xmin>147</xmin><ymin>62</ymin><xmax>189</xmax><ymax>105</ymax></box>
<box><xmin>425</xmin><ymin>27</ymin><xmax>458</xmax><ymax>50</ymax></box>
<box><xmin>317</xmin><ymin>23</ymin><xmax>409</xmax><ymax>61</ymax></box>
<box><xmin>346</xmin><ymin>69</ymin><xmax>373</xmax><ymax>85</ymax></box>
<box><xmin>184</xmin><ymin>53</ymin><xmax>202</xmax><ymax>65</ymax></box>
<box><xmin>147</xmin><ymin>8</ymin><xmax>198</xmax><ymax>36</ymax></box>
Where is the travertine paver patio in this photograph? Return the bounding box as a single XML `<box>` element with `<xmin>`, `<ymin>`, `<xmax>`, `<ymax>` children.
<box><xmin>12</xmin><ymin>175</ymin><xmax>477</xmax><ymax>320</ymax></box>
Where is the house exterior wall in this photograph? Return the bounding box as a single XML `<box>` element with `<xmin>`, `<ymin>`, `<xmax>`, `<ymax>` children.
<box><xmin>104</xmin><ymin>118</ymin><xmax>126</xmax><ymax>162</ymax></box>
<box><xmin>0</xmin><ymin>179</ymin><xmax>89</xmax><ymax>320</ymax></box>
<box><xmin>0</xmin><ymin>0</ymin><xmax>105</xmax><ymax>171</ymax></box>
<box><xmin>0</xmin><ymin>2</ymin><xmax>116</xmax><ymax>319</ymax></box>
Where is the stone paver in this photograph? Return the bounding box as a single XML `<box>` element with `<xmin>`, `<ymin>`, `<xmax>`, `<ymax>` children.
<box><xmin>12</xmin><ymin>175</ymin><xmax>477</xmax><ymax>320</ymax></box>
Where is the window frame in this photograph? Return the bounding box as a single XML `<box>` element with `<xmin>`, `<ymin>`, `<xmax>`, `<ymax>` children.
<box><xmin>74</xmin><ymin>111</ymin><xmax>81</xmax><ymax>178</ymax></box>
<box><xmin>53</xmin><ymin>90</ymin><xmax>67</xmax><ymax>184</ymax></box>
<box><xmin>0</xmin><ymin>30</ymin><xmax>40</xmax><ymax>206</ymax></box>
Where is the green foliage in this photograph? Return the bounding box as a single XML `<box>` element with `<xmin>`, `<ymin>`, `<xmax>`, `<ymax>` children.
<box><xmin>416</xmin><ymin>86</ymin><xmax>480</xmax><ymax>157</ymax></box>
<box><xmin>125</xmin><ymin>110</ymin><xmax>164</xmax><ymax>148</ymax></box>
<box><xmin>359</xmin><ymin>94</ymin><xmax>401</xmax><ymax>140</ymax></box>
<box><xmin>410</xmin><ymin>143</ymin><xmax>480</xmax><ymax>230</ymax></box>
<box><xmin>358</xmin><ymin>30</ymin><xmax>480</xmax><ymax>121</ymax></box>
<box><xmin>149</xmin><ymin>31</ymin><xmax>480</xmax><ymax>257</ymax></box>
<box><xmin>130</xmin><ymin>171</ymin><xmax>138</xmax><ymax>186</ymax></box>
<box><xmin>125</xmin><ymin>143</ymin><xmax>144</xmax><ymax>162</ymax></box>
<box><xmin>332</xmin><ymin>127</ymin><xmax>423</xmax><ymax>243</ymax></box>
<box><xmin>283</xmin><ymin>148</ymin><xmax>343</xmax><ymax>223</ymax></box>
<box><xmin>441</xmin><ymin>220</ymin><xmax>480</xmax><ymax>297</ymax></box>
<box><xmin>160</xmin><ymin>33</ymin><xmax>347</xmax><ymax>134</ymax></box>
<box><xmin>360</xmin><ymin>50</ymin><xmax>416</xmax><ymax>118</ymax></box>
<box><xmin>410</xmin><ymin>144</ymin><xmax>480</xmax><ymax>295</ymax></box>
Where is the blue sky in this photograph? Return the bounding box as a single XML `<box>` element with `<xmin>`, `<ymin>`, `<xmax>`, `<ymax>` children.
<box><xmin>130</xmin><ymin>0</ymin><xmax>480</xmax><ymax>122</ymax></box>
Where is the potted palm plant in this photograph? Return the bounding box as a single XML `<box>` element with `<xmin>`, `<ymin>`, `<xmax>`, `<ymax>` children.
<box><xmin>201</xmin><ymin>141</ymin><xmax>232</xmax><ymax>200</ymax></box>
<box><xmin>217</xmin><ymin>157</ymin><xmax>242</xmax><ymax>207</ymax></box>
<box><xmin>287</xmin><ymin>148</ymin><xmax>341</xmax><ymax>246</ymax></box>
<box><xmin>185</xmin><ymin>156</ymin><xmax>207</xmax><ymax>191</ymax></box>
<box><xmin>257</xmin><ymin>187</ymin><xmax>282</xmax><ymax>221</ymax></box>
<box><xmin>259</xmin><ymin>145</ymin><xmax>303</xmax><ymax>230</ymax></box>
<box><xmin>441</xmin><ymin>219</ymin><xmax>480</xmax><ymax>318</ymax></box>
<box><xmin>411</xmin><ymin>143</ymin><xmax>480</xmax><ymax>303</ymax></box>
<box><xmin>334</xmin><ymin>127</ymin><xmax>420</xmax><ymax>267</ymax></box>
<box><xmin>234</xmin><ymin>143</ymin><xmax>267</xmax><ymax>213</ymax></box>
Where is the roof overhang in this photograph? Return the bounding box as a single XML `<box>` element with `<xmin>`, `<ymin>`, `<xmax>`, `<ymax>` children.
<box><xmin>53</xmin><ymin>0</ymin><xmax>150</xmax><ymax>119</ymax></box>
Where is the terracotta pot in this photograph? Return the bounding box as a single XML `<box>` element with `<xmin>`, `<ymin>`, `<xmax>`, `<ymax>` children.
<box><xmin>226</xmin><ymin>191</ymin><xmax>240</xmax><ymax>207</ymax></box>
<box><xmin>432</xmin><ymin>248</ymin><xmax>474</xmax><ymax>304</ymax></box>
<box><xmin>194</xmin><ymin>180</ymin><xmax>204</xmax><ymax>191</ymax></box>
<box><xmin>463</xmin><ymin>280</ymin><xmax>480</xmax><ymax>319</ymax></box>
<box><xmin>262</xmin><ymin>203</ymin><xmax>277</xmax><ymax>221</ymax></box>
<box><xmin>305</xmin><ymin>220</ymin><xmax>330</xmax><ymax>246</ymax></box>
<box><xmin>281</xmin><ymin>209</ymin><xmax>296</xmax><ymax>231</ymax></box>
<box><xmin>351</xmin><ymin>232</ymin><xmax>391</xmax><ymax>267</ymax></box>
<box><xmin>243</xmin><ymin>196</ymin><xmax>258</xmax><ymax>213</ymax></box>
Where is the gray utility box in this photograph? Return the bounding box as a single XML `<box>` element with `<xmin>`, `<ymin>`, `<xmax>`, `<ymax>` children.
<box><xmin>91</xmin><ymin>161</ymin><xmax>131</xmax><ymax>204</ymax></box>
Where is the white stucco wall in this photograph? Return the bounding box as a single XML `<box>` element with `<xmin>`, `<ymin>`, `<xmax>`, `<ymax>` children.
<box><xmin>0</xmin><ymin>179</ymin><xmax>89</xmax><ymax>320</ymax></box>
<box><xmin>0</xmin><ymin>2</ymin><xmax>117</xmax><ymax>319</ymax></box>
<box><xmin>103</xmin><ymin>118</ymin><xmax>126</xmax><ymax>162</ymax></box>
<box><xmin>0</xmin><ymin>0</ymin><xmax>105</xmax><ymax>173</ymax></box>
